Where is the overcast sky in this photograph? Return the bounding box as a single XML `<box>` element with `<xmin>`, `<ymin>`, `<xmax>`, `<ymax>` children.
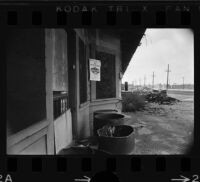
<box><xmin>122</xmin><ymin>29</ymin><xmax>194</xmax><ymax>85</ymax></box>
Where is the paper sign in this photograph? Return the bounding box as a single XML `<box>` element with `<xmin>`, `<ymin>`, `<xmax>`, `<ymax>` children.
<box><xmin>89</xmin><ymin>59</ymin><xmax>101</xmax><ymax>81</ymax></box>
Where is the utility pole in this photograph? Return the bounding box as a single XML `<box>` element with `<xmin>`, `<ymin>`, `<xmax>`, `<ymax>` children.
<box><xmin>152</xmin><ymin>72</ymin><xmax>155</xmax><ymax>89</ymax></box>
<box><xmin>165</xmin><ymin>64</ymin><xmax>171</xmax><ymax>90</ymax></box>
<box><xmin>182</xmin><ymin>77</ymin><xmax>184</xmax><ymax>89</ymax></box>
<box><xmin>139</xmin><ymin>78</ymin><xmax>141</xmax><ymax>87</ymax></box>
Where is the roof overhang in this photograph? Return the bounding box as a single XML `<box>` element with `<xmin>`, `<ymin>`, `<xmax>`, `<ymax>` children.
<box><xmin>119</xmin><ymin>29</ymin><xmax>146</xmax><ymax>74</ymax></box>
<box><xmin>87</xmin><ymin>28</ymin><xmax>146</xmax><ymax>74</ymax></box>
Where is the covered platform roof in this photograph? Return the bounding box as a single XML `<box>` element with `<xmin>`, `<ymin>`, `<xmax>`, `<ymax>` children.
<box><xmin>119</xmin><ymin>29</ymin><xmax>146</xmax><ymax>73</ymax></box>
<box><xmin>92</xmin><ymin>29</ymin><xmax>146</xmax><ymax>74</ymax></box>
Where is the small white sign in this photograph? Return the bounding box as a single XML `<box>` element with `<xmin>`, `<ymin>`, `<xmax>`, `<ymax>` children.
<box><xmin>89</xmin><ymin>59</ymin><xmax>101</xmax><ymax>81</ymax></box>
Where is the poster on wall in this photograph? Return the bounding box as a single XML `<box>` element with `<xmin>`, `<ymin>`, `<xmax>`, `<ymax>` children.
<box><xmin>89</xmin><ymin>59</ymin><xmax>101</xmax><ymax>81</ymax></box>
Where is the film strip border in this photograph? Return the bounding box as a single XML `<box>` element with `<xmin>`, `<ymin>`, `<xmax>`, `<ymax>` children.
<box><xmin>1</xmin><ymin>156</ymin><xmax>198</xmax><ymax>172</ymax></box>
<box><xmin>0</xmin><ymin>2</ymin><xmax>200</xmax><ymax>27</ymax></box>
<box><xmin>0</xmin><ymin>156</ymin><xmax>200</xmax><ymax>181</ymax></box>
<box><xmin>1</xmin><ymin>2</ymin><xmax>200</xmax><ymax>182</ymax></box>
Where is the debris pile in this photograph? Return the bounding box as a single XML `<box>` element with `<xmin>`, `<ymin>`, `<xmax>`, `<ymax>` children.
<box><xmin>133</xmin><ymin>89</ymin><xmax>180</xmax><ymax>105</ymax></box>
<box><xmin>145</xmin><ymin>90</ymin><xmax>180</xmax><ymax>105</ymax></box>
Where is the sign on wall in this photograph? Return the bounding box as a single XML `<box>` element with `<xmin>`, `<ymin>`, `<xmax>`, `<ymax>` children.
<box><xmin>89</xmin><ymin>59</ymin><xmax>101</xmax><ymax>81</ymax></box>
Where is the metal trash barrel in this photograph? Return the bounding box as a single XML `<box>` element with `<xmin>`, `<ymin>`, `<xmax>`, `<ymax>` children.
<box><xmin>97</xmin><ymin>125</ymin><xmax>135</xmax><ymax>154</ymax></box>
<box><xmin>94</xmin><ymin>113</ymin><xmax>125</xmax><ymax>136</ymax></box>
<box><xmin>93</xmin><ymin>109</ymin><xmax>118</xmax><ymax>136</ymax></box>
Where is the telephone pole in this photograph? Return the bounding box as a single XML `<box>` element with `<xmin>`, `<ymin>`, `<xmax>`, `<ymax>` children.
<box><xmin>152</xmin><ymin>72</ymin><xmax>155</xmax><ymax>89</ymax></box>
<box><xmin>166</xmin><ymin>64</ymin><xmax>171</xmax><ymax>90</ymax></box>
<box><xmin>182</xmin><ymin>77</ymin><xmax>184</xmax><ymax>89</ymax></box>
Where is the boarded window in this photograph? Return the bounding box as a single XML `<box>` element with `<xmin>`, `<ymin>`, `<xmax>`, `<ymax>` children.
<box><xmin>6</xmin><ymin>29</ymin><xmax>46</xmax><ymax>136</ymax></box>
<box><xmin>79</xmin><ymin>38</ymin><xmax>88</xmax><ymax>104</ymax></box>
<box><xmin>96</xmin><ymin>51</ymin><xmax>116</xmax><ymax>99</ymax></box>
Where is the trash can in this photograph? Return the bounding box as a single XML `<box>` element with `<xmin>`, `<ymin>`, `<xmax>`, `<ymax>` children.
<box><xmin>97</xmin><ymin>125</ymin><xmax>135</xmax><ymax>154</ymax></box>
<box><xmin>93</xmin><ymin>109</ymin><xmax>119</xmax><ymax>136</ymax></box>
<box><xmin>94</xmin><ymin>113</ymin><xmax>125</xmax><ymax>136</ymax></box>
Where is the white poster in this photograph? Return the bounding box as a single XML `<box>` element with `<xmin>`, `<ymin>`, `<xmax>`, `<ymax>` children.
<box><xmin>89</xmin><ymin>59</ymin><xmax>101</xmax><ymax>81</ymax></box>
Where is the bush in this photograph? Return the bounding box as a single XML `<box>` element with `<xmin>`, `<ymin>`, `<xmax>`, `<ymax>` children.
<box><xmin>122</xmin><ymin>92</ymin><xmax>146</xmax><ymax>112</ymax></box>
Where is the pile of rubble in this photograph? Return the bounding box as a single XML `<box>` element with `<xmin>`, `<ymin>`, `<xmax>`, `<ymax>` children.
<box><xmin>133</xmin><ymin>89</ymin><xmax>180</xmax><ymax>105</ymax></box>
<box><xmin>145</xmin><ymin>90</ymin><xmax>180</xmax><ymax>105</ymax></box>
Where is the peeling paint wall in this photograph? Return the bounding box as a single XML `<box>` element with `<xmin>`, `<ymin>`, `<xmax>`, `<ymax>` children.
<box><xmin>49</xmin><ymin>29</ymin><xmax>72</xmax><ymax>148</ymax></box>
<box><xmin>75</xmin><ymin>29</ymin><xmax>91</xmax><ymax>139</ymax></box>
<box><xmin>78</xmin><ymin>104</ymin><xmax>90</xmax><ymax>139</ymax></box>
<box><xmin>52</xmin><ymin>29</ymin><xmax>68</xmax><ymax>91</ymax></box>
<box><xmin>54</xmin><ymin>109</ymin><xmax>72</xmax><ymax>153</ymax></box>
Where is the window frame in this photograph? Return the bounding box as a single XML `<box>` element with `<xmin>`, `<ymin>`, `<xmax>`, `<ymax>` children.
<box><xmin>94</xmin><ymin>45</ymin><xmax>118</xmax><ymax>101</ymax></box>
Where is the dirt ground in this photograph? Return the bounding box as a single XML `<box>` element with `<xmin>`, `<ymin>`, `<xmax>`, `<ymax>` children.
<box><xmin>123</xmin><ymin>93</ymin><xmax>194</xmax><ymax>155</ymax></box>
